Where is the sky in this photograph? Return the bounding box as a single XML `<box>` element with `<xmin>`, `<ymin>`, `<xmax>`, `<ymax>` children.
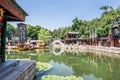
<box><xmin>10</xmin><ymin>0</ymin><xmax>120</xmax><ymax>31</ymax></box>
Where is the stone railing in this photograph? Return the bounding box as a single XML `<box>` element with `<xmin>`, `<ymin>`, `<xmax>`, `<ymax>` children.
<box><xmin>64</xmin><ymin>45</ymin><xmax>120</xmax><ymax>54</ymax></box>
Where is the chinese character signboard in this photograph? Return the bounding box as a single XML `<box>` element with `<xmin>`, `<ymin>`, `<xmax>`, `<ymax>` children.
<box><xmin>17</xmin><ymin>23</ymin><xmax>27</xmax><ymax>43</ymax></box>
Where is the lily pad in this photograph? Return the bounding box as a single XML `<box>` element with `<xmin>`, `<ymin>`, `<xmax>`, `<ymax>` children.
<box><xmin>41</xmin><ymin>75</ymin><xmax>83</xmax><ymax>80</ymax></box>
<box><xmin>36</xmin><ymin>62</ymin><xmax>53</xmax><ymax>73</ymax></box>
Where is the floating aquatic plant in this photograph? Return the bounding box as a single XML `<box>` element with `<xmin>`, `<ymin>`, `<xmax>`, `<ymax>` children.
<box><xmin>36</xmin><ymin>62</ymin><xmax>53</xmax><ymax>72</ymax></box>
<box><xmin>41</xmin><ymin>75</ymin><xmax>83</xmax><ymax>80</ymax></box>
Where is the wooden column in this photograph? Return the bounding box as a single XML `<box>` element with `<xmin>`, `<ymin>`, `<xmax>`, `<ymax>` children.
<box><xmin>1</xmin><ymin>15</ymin><xmax>7</xmax><ymax>62</ymax></box>
<box><xmin>0</xmin><ymin>9</ymin><xmax>7</xmax><ymax>63</ymax></box>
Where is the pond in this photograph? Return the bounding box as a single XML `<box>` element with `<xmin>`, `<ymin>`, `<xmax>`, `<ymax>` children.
<box><xmin>6</xmin><ymin>49</ymin><xmax>120</xmax><ymax>80</ymax></box>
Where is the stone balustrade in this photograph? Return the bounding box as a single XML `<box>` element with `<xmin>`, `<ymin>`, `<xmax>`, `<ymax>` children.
<box><xmin>64</xmin><ymin>45</ymin><xmax>120</xmax><ymax>54</ymax></box>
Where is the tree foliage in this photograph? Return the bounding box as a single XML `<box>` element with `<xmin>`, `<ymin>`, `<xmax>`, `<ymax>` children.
<box><xmin>27</xmin><ymin>25</ymin><xmax>41</xmax><ymax>39</ymax></box>
<box><xmin>7</xmin><ymin>5</ymin><xmax>120</xmax><ymax>42</ymax></box>
<box><xmin>38</xmin><ymin>29</ymin><xmax>51</xmax><ymax>41</ymax></box>
<box><xmin>52</xmin><ymin>5</ymin><xmax>120</xmax><ymax>38</ymax></box>
<box><xmin>6</xmin><ymin>23</ymin><xmax>15</xmax><ymax>40</ymax></box>
<box><xmin>100</xmin><ymin>5</ymin><xmax>110</xmax><ymax>13</ymax></box>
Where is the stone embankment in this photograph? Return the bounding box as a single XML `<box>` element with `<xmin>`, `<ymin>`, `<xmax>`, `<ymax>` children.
<box><xmin>64</xmin><ymin>45</ymin><xmax>120</xmax><ymax>54</ymax></box>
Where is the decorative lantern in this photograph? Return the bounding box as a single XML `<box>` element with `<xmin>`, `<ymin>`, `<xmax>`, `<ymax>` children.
<box><xmin>0</xmin><ymin>16</ymin><xmax>3</xmax><ymax>22</ymax></box>
<box><xmin>0</xmin><ymin>16</ymin><xmax>3</xmax><ymax>36</ymax></box>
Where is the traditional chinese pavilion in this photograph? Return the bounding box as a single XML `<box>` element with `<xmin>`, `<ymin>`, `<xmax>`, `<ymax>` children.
<box><xmin>0</xmin><ymin>0</ymin><xmax>28</xmax><ymax>62</ymax></box>
<box><xmin>0</xmin><ymin>1</ymin><xmax>36</xmax><ymax>80</ymax></box>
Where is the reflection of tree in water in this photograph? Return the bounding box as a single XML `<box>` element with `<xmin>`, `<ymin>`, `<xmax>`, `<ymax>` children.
<box><xmin>51</xmin><ymin>52</ymin><xmax>120</xmax><ymax>80</ymax></box>
<box><xmin>82</xmin><ymin>74</ymin><xmax>102</xmax><ymax>80</ymax></box>
<box><xmin>107</xmin><ymin>61</ymin><xmax>112</xmax><ymax>72</ymax></box>
<box><xmin>6</xmin><ymin>50</ymin><xmax>37</xmax><ymax>60</ymax></box>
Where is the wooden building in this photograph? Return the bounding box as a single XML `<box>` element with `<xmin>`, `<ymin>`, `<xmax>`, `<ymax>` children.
<box><xmin>98</xmin><ymin>24</ymin><xmax>120</xmax><ymax>47</ymax></box>
<box><xmin>78</xmin><ymin>38</ymin><xmax>88</xmax><ymax>45</ymax></box>
<box><xmin>98</xmin><ymin>37</ymin><xmax>110</xmax><ymax>47</ymax></box>
<box><xmin>89</xmin><ymin>33</ymin><xmax>98</xmax><ymax>46</ymax></box>
<box><xmin>64</xmin><ymin>32</ymin><xmax>79</xmax><ymax>44</ymax></box>
<box><xmin>111</xmin><ymin>24</ymin><xmax>120</xmax><ymax>47</ymax></box>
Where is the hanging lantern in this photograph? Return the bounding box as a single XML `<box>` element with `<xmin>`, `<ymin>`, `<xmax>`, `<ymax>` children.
<box><xmin>0</xmin><ymin>16</ymin><xmax>3</xmax><ymax>23</ymax></box>
<box><xmin>0</xmin><ymin>16</ymin><xmax>3</xmax><ymax>36</ymax></box>
<box><xmin>0</xmin><ymin>26</ymin><xmax>2</xmax><ymax>36</ymax></box>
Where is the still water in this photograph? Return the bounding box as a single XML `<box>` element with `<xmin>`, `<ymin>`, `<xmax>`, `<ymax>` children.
<box><xmin>6</xmin><ymin>49</ymin><xmax>120</xmax><ymax>80</ymax></box>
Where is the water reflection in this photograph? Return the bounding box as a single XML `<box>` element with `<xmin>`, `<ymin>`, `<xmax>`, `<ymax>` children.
<box><xmin>52</xmin><ymin>47</ymin><xmax>64</xmax><ymax>56</ymax></box>
<box><xmin>82</xmin><ymin>74</ymin><xmax>103</xmax><ymax>80</ymax></box>
<box><xmin>44</xmin><ymin>60</ymin><xmax>73</xmax><ymax>76</ymax></box>
<box><xmin>50</xmin><ymin>43</ymin><xmax>64</xmax><ymax>56</ymax></box>
<box><xmin>6</xmin><ymin>49</ymin><xmax>37</xmax><ymax>60</ymax></box>
<box><xmin>6</xmin><ymin>49</ymin><xmax>120</xmax><ymax>80</ymax></box>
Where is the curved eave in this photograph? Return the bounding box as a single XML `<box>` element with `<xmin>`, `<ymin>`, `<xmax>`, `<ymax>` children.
<box><xmin>0</xmin><ymin>0</ymin><xmax>28</xmax><ymax>21</ymax></box>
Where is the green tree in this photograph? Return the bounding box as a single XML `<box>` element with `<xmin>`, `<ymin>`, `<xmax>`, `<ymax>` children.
<box><xmin>99</xmin><ymin>5</ymin><xmax>110</xmax><ymax>14</ymax></box>
<box><xmin>6</xmin><ymin>23</ymin><xmax>15</xmax><ymax>40</ymax></box>
<box><xmin>27</xmin><ymin>25</ymin><xmax>41</xmax><ymax>39</ymax></box>
<box><xmin>38</xmin><ymin>29</ymin><xmax>51</xmax><ymax>42</ymax></box>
